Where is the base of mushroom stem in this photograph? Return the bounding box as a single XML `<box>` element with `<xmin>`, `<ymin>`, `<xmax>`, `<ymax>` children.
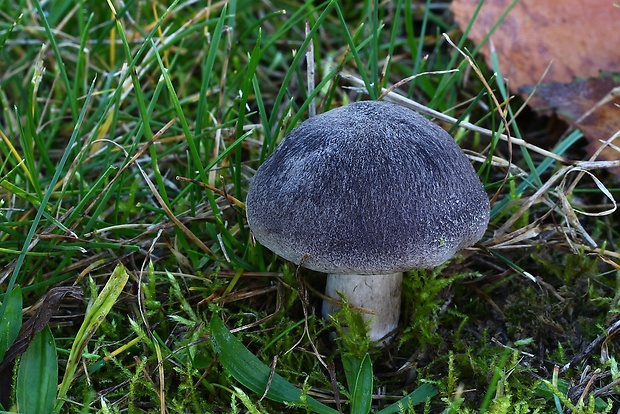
<box><xmin>321</xmin><ymin>272</ymin><xmax>402</xmax><ymax>343</ymax></box>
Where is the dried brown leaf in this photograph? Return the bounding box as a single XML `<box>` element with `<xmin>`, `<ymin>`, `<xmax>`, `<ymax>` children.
<box><xmin>522</xmin><ymin>78</ymin><xmax>620</xmax><ymax>171</ymax></box>
<box><xmin>451</xmin><ymin>0</ymin><xmax>620</xmax><ymax>89</ymax></box>
<box><xmin>451</xmin><ymin>0</ymin><xmax>620</xmax><ymax>170</ymax></box>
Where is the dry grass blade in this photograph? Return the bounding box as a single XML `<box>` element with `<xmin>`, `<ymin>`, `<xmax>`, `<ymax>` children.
<box><xmin>137</xmin><ymin>162</ymin><xmax>216</xmax><ymax>258</ymax></box>
<box><xmin>305</xmin><ymin>20</ymin><xmax>316</xmax><ymax>118</ymax></box>
<box><xmin>377</xmin><ymin>69</ymin><xmax>459</xmax><ymax>101</ymax></box>
<box><xmin>176</xmin><ymin>176</ymin><xmax>245</xmax><ymax>209</ymax></box>
<box><xmin>493</xmin><ymin>160</ymin><xmax>619</xmax><ymax>241</ymax></box>
<box><xmin>442</xmin><ymin>32</ymin><xmax>515</xmax><ymax>205</ymax></box>
<box><xmin>68</xmin><ymin>119</ymin><xmax>176</xmax><ymax>233</ymax></box>
<box><xmin>564</xmin><ymin>128</ymin><xmax>620</xmax><ymax>195</ymax></box>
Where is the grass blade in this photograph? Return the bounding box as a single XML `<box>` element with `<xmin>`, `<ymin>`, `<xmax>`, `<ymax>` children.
<box><xmin>375</xmin><ymin>383</ymin><xmax>438</xmax><ymax>414</ymax></box>
<box><xmin>334</xmin><ymin>3</ymin><xmax>376</xmax><ymax>100</ymax></box>
<box><xmin>267</xmin><ymin>0</ymin><xmax>337</xmax><ymax>139</ymax></box>
<box><xmin>210</xmin><ymin>315</ymin><xmax>338</xmax><ymax>414</ymax></box>
<box><xmin>351</xmin><ymin>353</ymin><xmax>373</xmax><ymax>414</ymax></box>
<box><xmin>32</xmin><ymin>0</ymin><xmax>77</xmax><ymax>122</ymax></box>
<box><xmin>16</xmin><ymin>325</ymin><xmax>58</xmax><ymax>414</ymax></box>
<box><xmin>0</xmin><ymin>76</ymin><xmax>96</xmax><ymax>327</ymax></box>
<box><xmin>195</xmin><ymin>3</ymin><xmax>229</xmax><ymax>171</ymax></box>
<box><xmin>479</xmin><ymin>348</ymin><xmax>511</xmax><ymax>414</ymax></box>
<box><xmin>0</xmin><ymin>285</ymin><xmax>22</xmax><ymax>362</ymax></box>
<box><xmin>342</xmin><ymin>353</ymin><xmax>362</xmax><ymax>396</ymax></box>
<box><xmin>233</xmin><ymin>29</ymin><xmax>262</xmax><ymax>203</ymax></box>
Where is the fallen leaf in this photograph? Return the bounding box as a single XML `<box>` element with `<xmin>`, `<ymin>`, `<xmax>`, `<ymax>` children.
<box><xmin>450</xmin><ymin>0</ymin><xmax>620</xmax><ymax>171</ymax></box>
<box><xmin>450</xmin><ymin>0</ymin><xmax>620</xmax><ymax>90</ymax></box>
<box><xmin>522</xmin><ymin>78</ymin><xmax>620</xmax><ymax>165</ymax></box>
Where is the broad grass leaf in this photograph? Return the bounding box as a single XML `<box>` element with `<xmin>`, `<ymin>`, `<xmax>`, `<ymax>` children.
<box><xmin>375</xmin><ymin>383</ymin><xmax>438</xmax><ymax>414</ymax></box>
<box><xmin>350</xmin><ymin>353</ymin><xmax>373</xmax><ymax>414</ymax></box>
<box><xmin>16</xmin><ymin>325</ymin><xmax>58</xmax><ymax>414</ymax></box>
<box><xmin>210</xmin><ymin>315</ymin><xmax>337</xmax><ymax>414</ymax></box>
<box><xmin>342</xmin><ymin>353</ymin><xmax>363</xmax><ymax>395</ymax></box>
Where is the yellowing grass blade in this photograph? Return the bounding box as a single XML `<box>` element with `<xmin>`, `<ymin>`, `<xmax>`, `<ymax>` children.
<box><xmin>55</xmin><ymin>264</ymin><xmax>129</xmax><ymax>413</ymax></box>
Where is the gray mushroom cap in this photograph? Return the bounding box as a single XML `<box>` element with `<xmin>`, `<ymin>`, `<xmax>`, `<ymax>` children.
<box><xmin>246</xmin><ymin>101</ymin><xmax>490</xmax><ymax>275</ymax></box>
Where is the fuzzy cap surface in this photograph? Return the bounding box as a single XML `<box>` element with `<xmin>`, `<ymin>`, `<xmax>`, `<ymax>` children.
<box><xmin>246</xmin><ymin>101</ymin><xmax>490</xmax><ymax>274</ymax></box>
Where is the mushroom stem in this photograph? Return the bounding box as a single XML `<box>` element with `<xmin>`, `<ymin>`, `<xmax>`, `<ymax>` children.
<box><xmin>322</xmin><ymin>272</ymin><xmax>402</xmax><ymax>342</ymax></box>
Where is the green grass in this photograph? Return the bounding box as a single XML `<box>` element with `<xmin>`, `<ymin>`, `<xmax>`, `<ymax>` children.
<box><xmin>1</xmin><ymin>0</ymin><xmax>619</xmax><ymax>412</ymax></box>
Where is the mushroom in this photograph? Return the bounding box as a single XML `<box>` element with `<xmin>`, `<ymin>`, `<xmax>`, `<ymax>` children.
<box><xmin>245</xmin><ymin>100</ymin><xmax>489</xmax><ymax>342</ymax></box>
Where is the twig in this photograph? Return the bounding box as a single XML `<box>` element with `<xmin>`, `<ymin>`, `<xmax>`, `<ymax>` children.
<box><xmin>560</xmin><ymin>319</ymin><xmax>620</xmax><ymax>373</ymax></box>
